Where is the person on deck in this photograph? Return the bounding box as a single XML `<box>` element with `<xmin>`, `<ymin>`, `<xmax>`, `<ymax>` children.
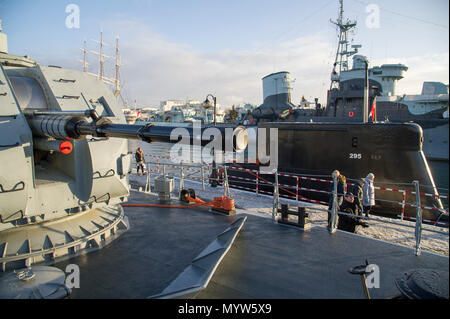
<box><xmin>352</xmin><ymin>178</ymin><xmax>365</xmax><ymax>215</ymax></box>
<box><xmin>135</xmin><ymin>147</ymin><xmax>145</xmax><ymax>176</ymax></box>
<box><xmin>338</xmin><ymin>193</ymin><xmax>369</xmax><ymax>233</ymax></box>
<box><xmin>363</xmin><ymin>173</ymin><xmax>375</xmax><ymax>218</ymax></box>
<box><xmin>328</xmin><ymin>170</ymin><xmax>347</xmax><ymax>228</ymax></box>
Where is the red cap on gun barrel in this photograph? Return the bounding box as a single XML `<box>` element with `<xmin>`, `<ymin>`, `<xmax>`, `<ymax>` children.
<box><xmin>59</xmin><ymin>141</ymin><xmax>73</xmax><ymax>154</ymax></box>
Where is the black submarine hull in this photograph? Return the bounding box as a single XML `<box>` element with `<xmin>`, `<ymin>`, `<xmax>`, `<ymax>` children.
<box><xmin>228</xmin><ymin>121</ymin><xmax>444</xmax><ymax>221</ymax></box>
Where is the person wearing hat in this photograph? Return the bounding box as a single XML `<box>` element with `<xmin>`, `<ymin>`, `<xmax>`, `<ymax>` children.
<box><xmin>338</xmin><ymin>193</ymin><xmax>368</xmax><ymax>233</ymax></box>
<box><xmin>363</xmin><ymin>173</ymin><xmax>375</xmax><ymax>217</ymax></box>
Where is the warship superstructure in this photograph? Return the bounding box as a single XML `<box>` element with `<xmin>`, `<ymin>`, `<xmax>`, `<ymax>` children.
<box><xmin>325</xmin><ymin>55</ymin><xmax>449</xmax><ymax>161</ymax></box>
<box><xmin>248</xmin><ymin>0</ymin><xmax>449</xmax><ymax>161</ymax></box>
<box><xmin>235</xmin><ymin>1</ymin><xmax>447</xmax><ymax>220</ymax></box>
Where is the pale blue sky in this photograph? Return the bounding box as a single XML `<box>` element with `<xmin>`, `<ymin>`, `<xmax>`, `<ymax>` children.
<box><xmin>0</xmin><ymin>0</ymin><xmax>448</xmax><ymax>107</ymax></box>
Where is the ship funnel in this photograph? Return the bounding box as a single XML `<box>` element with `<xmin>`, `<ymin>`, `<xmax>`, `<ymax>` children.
<box><xmin>251</xmin><ymin>71</ymin><xmax>296</xmax><ymax>120</ymax></box>
<box><xmin>262</xmin><ymin>71</ymin><xmax>292</xmax><ymax>102</ymax></box>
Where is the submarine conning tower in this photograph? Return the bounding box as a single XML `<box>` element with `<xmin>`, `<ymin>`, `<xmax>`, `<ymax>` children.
<box><xmin>251</xmin><ymin>71</ymin><xmax>296</xmax><ymax>121</ymax></box>
<box><xmin>262</xmin><ymin>71</ymin><xmax>293</xmax><ymax>106</ymax></box>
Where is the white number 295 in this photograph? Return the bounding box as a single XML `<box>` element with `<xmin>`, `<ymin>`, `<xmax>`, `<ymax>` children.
<box><xmin>349</xmin><ymin>153</ymin><xmax>362</xmax><ymax>159</ymax></box>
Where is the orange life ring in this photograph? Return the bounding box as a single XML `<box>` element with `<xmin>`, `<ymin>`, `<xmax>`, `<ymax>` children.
<box><xmin>348</xmin><ymin>111</ymin><xmax>354</xmax><ymax>117</ymax></box>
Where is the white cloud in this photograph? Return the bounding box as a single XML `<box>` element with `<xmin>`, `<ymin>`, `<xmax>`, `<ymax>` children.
<box><xmin>33</xmin><ymin>19</ymin><xmax>448</xmax><ymax>110</ymax></box>
<box><xmin>86</xmin><ymin>21</ymin><xmax>336</xmax><ymax>109</ymax></box>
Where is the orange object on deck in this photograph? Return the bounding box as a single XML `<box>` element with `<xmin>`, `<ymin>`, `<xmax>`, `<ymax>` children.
<box><xmin>185</xmin><ymin>194</ymin><xmax>235</xmax><ymax>214</ymax></box>
<box><xmin>212</xmin><ymin>196</ymin><xmax>235</xmax><ymax>211</ymax></box>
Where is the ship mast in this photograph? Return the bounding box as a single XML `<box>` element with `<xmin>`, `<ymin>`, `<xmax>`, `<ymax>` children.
<box><xmin>79</xmin><ymin>32</ymin><xmax>121</xmax><ymax>98</ymax></box>
<box><xmin>90</xmin><ymin>31</ymin><xmax>110</xmax><ymax>81</ymax></box>
<box><xmin>79</xmin><ymin>40</ymin><xmax>88</xmax><ymax>72</ymax></box>
<box><xmin>114</xmin><ymin>36</ymin><xmax>121</xmax><ymax>97</ymax></box>
<box><xmin>99</xmin><ymin>31</ymin><xmax>104</xmax><ymax>80</ymax></box>
<box><xmin>329</xmin><ymin>0</ymin><xmax>360</xmax><ymax>90</ymax></box>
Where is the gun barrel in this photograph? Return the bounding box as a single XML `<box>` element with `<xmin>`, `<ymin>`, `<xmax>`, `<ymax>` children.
<box><xmin>26</xmin><ymin>115</ymin><xmax>248</xmax><ymax>152</ymax></box>
<box><xmin>78</xmin><ymin>122</ymin><xmax>248</xmax><ymax>152</ymax></box>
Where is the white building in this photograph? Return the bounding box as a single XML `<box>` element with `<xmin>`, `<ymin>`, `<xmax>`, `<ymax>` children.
<box><xmin>160</xmin><ymin>99</ymin><xmax>221</xmax><ymax>112</ymax></box>
<box><xmin>160</xmin><ymin>100</ymin><xmax>186</xmax><ymax>112</ymax></box>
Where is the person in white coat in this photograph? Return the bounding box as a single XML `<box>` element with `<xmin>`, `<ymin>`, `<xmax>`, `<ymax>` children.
<box><xmin>363</xmin><ymin>173</ymin><xmax>375</xmax><ymax>217</ymax></box>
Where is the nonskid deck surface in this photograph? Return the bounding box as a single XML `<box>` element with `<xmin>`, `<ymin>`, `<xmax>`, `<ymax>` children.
<box><xmin>196</xmin><ymin>215</ymin><xmax>448</xmax><ymax>299</ymax></box>
<box><xmin>54</xmin><ymin>191</ymin><xmax>448</xmax><ymax>299</ymax></box>
<box><xmin>53</xmin><ymin>191</ymin><xmax>236</xmax><ymax>298</ymax></box>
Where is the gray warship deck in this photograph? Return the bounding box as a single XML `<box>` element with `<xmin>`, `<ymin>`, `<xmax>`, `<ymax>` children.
<box><xmin>54</xmin><ymin>190</ymin><xmax>448</xmax><ymax>299</ymax></box>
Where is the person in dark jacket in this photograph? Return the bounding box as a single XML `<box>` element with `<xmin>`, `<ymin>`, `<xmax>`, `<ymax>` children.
<box><xmin>135</xmin><ymin>147</ymin><xmax>145</xmax><ymax>175</ymax></box>
<box><xmin>351</xmin><ymin>178</ymin><xmax>365</xmax><ymax>215</ymax></box>
<box><xmin>338</xmin><ymin>193</ymin><xmax>369</xmax><ymax>233</ymax></box>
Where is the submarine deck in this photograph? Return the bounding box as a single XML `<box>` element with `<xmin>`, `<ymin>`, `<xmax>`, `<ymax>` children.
<box><xmin>53</xmin><ymin>190</ymin><xmax>448</xmax><ymax>299</ymax></box>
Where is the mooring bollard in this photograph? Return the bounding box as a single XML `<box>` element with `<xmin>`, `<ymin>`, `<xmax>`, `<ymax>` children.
<box><xmin>298</xmin><ymin>207</ymin><xmax>309</xmax><ymax>228</ymax></box>
<box><xmin>280</xmin><ymin>204</ymin><xmax>289</xmax><ymax>222</ymax></box>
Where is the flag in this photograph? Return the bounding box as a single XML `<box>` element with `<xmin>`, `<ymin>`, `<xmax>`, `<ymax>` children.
<box><xmin>369</xmin><ymin>96</ymin><xmax>377</xmax><ymax>122</ymax></box>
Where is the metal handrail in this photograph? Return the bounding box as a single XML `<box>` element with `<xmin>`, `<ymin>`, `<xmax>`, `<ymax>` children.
<box><xmin>134</xmin><ymin>156</ymin><xmax>448</xmax><ymax>257</ymax></box>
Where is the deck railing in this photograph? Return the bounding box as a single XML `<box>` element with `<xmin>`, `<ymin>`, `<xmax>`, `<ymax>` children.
<box><xmin>132</xmin><ymin>155</ymin><xmax>449</xmax><ymax>256</ymax></box>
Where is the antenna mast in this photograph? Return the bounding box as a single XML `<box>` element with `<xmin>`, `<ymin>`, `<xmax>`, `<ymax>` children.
<box><xmin>114</xmin><ymin>36</ymin><xmax>121</xmax><ymax>97</ymax></box>
<box><xmin>78</xmin><ymin>40</ymin><xmax>90</xmax><ymax>72</ymax></box>
<box><xmin>329</xmin><ymin>0</ymin><xmax>359</xmax><ymax>90</ymax></box>
<box><xmin>99</xmin><ymin>31</ymin><xmax>104</xmax><ymax>80</ymax></box>
<box><xmin>82</xmin><ymin>40</ymin><xmax>87</xmax><ymax>72</ymax></box>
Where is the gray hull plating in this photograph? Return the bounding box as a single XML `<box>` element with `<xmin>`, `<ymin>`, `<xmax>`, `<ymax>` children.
<box><xmin>422</xmin><ymin>123</ymin><xmax>449</xmax><ymax>161</ymax></box>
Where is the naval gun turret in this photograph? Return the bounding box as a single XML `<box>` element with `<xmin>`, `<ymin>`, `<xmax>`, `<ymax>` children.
<box><xmin>0</xmin><ymin>50</ymin><xmax>247</xmax><ymax>296</ymax></box>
